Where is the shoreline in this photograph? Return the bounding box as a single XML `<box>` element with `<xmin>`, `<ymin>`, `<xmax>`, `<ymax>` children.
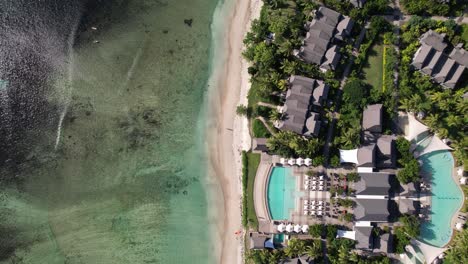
<box><xmin>204</xmin><ymin>0</ymin><xmax>262</xmax><ymax>263</ymax></box>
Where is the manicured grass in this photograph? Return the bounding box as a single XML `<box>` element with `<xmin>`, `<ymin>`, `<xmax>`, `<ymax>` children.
<box><xmin>252</xmin><ymin>119</ymin><xmax>271</xmax><ymax>138</ymax></box>
<box><xmin>460</xmin><ymin>185</ymin><xmax>468</xmax><ymax>213</ymax></box>
<box><xmin>362</xmin><ymin>41</ymin><xmax>384</xmax><ymax>91</ymax></box>
<box><xmin>246</xmin><ymin>152</ymin><xmax>261</xmax><ymax>230</ymax></box>
<box><xmin>461</xmin><ymin>24</ymin><xmax>468</xmax><ymax>46</ymax></box>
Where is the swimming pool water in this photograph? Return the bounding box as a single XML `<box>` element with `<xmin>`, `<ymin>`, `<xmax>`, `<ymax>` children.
<box><xmin>267</xmin><ymin>167</ymin><xmax>296</xmax><ymax>220</ymax></box>
<box><xmin>419</xmin><ymin>150</ymin><xmax>462</xmax><ymax>247</ymax></box>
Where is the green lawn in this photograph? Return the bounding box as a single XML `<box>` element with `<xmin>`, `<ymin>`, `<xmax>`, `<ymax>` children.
<box><xmin>362</xmin><ymin>41</ymin><xmax>384</xmax><ymax>91</ymax></box>
<box><xmin>461</xmin><ymin>185</ymin><xmax>468</xmax><ymax>213</ymax></box>
<box><xmin>461</xmin><ymin>24</ymin><xmax>468</xmax><ymax>46</ymax></box>
<box><xmin>252</xmin><ymin>119</ymin><xmax>271</xmax><ymax>138</ymax></box>
<box><xmin>246</xmin><ymin>152</ymin><xmax>261</xmax><ymax>230</ymax></box>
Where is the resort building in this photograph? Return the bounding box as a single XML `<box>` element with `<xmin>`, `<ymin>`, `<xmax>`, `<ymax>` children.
<box><xmin>249</xmin><ymin>232</ymin><xmax>274</xmax><ymax>250</ymax></box>
<box><xmin>252</xmin><ymin>138</ymin><xmax>268</xmax><ymax>153</ymax></box>
<box><xmin>354</xmin><ymin>172</ymin><xmax>392</xmax><ymax>199</ymax></box>
<box><xmin>354</xmin><ymin>199</ymin><xmax>390</xmax><ymax>223</ymax></box>
<box><xmin>276</xmin><ymin>75</ymin><xmax>329</xmax><ymax>137</ymax></box>
<box><xmin>412</xmin><ymin>30</ymin><xmax>467</xmax><ymax>89</ymax></box>
<box><xmin>354</xmin><ymin>226</ymin><xmax>374</xmax><ymax>250</ymax></box>
<box><xmin>294</xmin><ymin>6</ymin><xmax>354</xmax><ymax>72</ymax></box>
<box><xmin>362</xmin><ymin>104</ymin><xmax>382</xmax><ymax>133</ymax></box>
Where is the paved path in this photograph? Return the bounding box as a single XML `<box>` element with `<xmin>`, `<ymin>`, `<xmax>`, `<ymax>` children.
<box><xmin>257</xmin><ymin>101</ymin><xmax>278</xmax><ymax>109</ymax></box>
<box><xmin>323</xmin><ymin>24</ymin><xmax>368</xmax><ymax>165</ymax></box>
<box><xmin>255</xmin><ymin>116</ymin><xmax>276</xmax><ymax>135</ymax></box>
<box><xmin>253</xmin><ymin>159</ymin><xmax>272</xmax><ymax>223</ymax></box>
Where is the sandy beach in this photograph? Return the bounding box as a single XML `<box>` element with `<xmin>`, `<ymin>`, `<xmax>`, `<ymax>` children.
<box><xmin>205</xmin><ymin>0</ymin><xmax>261</xmax><ymax>263</ymax></box>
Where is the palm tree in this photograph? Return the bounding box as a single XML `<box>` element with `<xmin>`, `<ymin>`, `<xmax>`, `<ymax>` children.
<box><xmin>424</xmin><ymin>113</ymin><xmax>440</xmax><ymax>132</ymax></box>
<box><xmin>269</xmin><ymin>109</ymin><xmax>282</xmax><ymax>122</ymax></box>
<box><xmin>281</xmin><ymin>59</ymin><xmax>299</xmax><ymax>75</ymax></box>
<box><xmin>284</xmin><ymin>238</ymin><xmax>306</xmax><ymax>258</ymax></box>
<box><xmin>304</xmin><ymin>240</ymin><xmax>322</xmax><ymax>260</ymax></box>
<box><xmin>445</xmin><ymin>114</ymin><xmax>461</xmax><ymax>127</ymax></box>
<box><xmin>278</xmin><ymin>79</ymin><xmax>288</xmax><ymax>91</ymax></box>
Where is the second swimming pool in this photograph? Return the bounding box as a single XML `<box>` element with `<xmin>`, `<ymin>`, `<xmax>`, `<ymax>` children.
<box><xmin>419</xmin><ymin>150</ymin><xmax>462</xmax><ymax>247</ymax></box>
<box><xmin>266</xmin><ymin>167</ymin><xmax>296</xmax><ymax>220</ymax></box>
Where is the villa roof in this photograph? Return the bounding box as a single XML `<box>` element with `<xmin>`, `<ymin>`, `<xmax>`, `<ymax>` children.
<box><xmin>312</xmin><ymin>80</ymin><xmax>329</xmax><ymax>106</ymax></box>
<box><xmin>399</xmin><ymin>199</ymin><xmax>419</xmax><ymax>215</ymax></box>
<box><xmin>357</xmin><ymin>144</ymin><xmax>375</xmax><ymax>167</ymax></box>
<box><xmin>355</xmin><ymin>172</ymin><xmax>391</xmax><ymax>196</ymax></box>
<box><xmin>362</xmin><ymin>104</ymin><xmax>382</xmax><ymax>133</ymax></box>
<box><xmin>354</xmin><ymin>226</ymin><xmax>373</xmax><ymax>250</ymax></box>
<box><xmin>249</xmin><ymin>233</ymin><xmax>269</xmax><ymax>250</ymax></box>
<box><xmin>412</xmin><ymin>30</ymin><xmax>467</xmax><ymax>89</ymax></box>
<box><xmin>420</xmin><ymin>30</ymin><xmax>447</xmax><ymax>52</ymax></box>
<box><xmin>304</xmin><ymin>112</ymin><xmax>321</xmax><ymax>137</ymax></box>
<box><xmin>280</xmin><ymin>75</ymin><xmax>325</xmax><ymax>136</ymax></box>
<box><xmin>297</xmin><ymin>6</ymin><xmax>352</xmax><ymax>70</ymax></box>
<box><xmin>354</xmin><ymin>199</ymin><xmax>390</xmax><ymax>222</ymax></box>
<box><xmin>449</xmin><ymin>46</ymin><xmax>468</xmax><ymax>67</ymax></box>
<box><xmin>335</xmin><ymin>16</ymin><xmax>354</xmax><ymax>40</ymax></box>
<box><xmin>376</xmin><ymin>135</ymin><xmax>396</xmax><ymax>168</ymax></box>
<box><xmin>253</xmin><ymin>138</ymin><xmax>269</xmax><ymax>152</ymax></box>
<box><xmin>321</xmin><ymin>45</ymin><xmax>341</xmax><ymax>71</ymax></box>
<box><xmin>374</xmin><ymin>233</ymin><xmax>393</xmax><ymax>253</ymax></box>
<box><xmin>349</xmin><ymin>0</ymin><xmax>366</xmax><ymax>8</ymax></box>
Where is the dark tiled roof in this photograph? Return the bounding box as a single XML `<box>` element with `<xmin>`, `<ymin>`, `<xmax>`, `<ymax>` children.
<box><xmin>253</xmin><ymin>138</ymin><xmax>268</xmax><ymax>152</ymax></box>
<box><xmin>354</xmin><ymin>226</ymin><xmax>373</xmax><ymax>250</ymax></box>
<box><xmin>354</xmin><ymin>199</ymin><xmax>390</xmax><ymax>222</ymax></box>
<box><xmin>357</xmin><ymin>144</ymin><xmax>375</xmax><ymax>167</ymax></box>
<box><xmin>355</xmin><ymin>172</ymin><xmax>391</xmax><ymax>196</ymax></box>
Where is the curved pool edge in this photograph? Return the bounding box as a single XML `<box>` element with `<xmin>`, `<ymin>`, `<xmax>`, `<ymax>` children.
<box><xmin>252</xmin><ymin>161</ymin><xmax>272</xmax><ymax>223</ymax></box>
<box><xmin>418</xmin><ymin>150</ymin><xmax>463</xmax><ymax>248</ymax></box>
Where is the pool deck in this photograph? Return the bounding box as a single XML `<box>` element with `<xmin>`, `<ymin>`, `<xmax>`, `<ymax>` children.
<box><xmin>253</xmin><ymin>154</ymin><xmax>356</xmax><ymax>231</ymax></box>
<box><xmin>253</xmin><ymin>153</ymin><xmax>273</xmax><ymax>224</ymax></box>
<box><xmin>450</xmin><ymin>165</ymin><xmax>467</xmax><ymax>237</ymax></box>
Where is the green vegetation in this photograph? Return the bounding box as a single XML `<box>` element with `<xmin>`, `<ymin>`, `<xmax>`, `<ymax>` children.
<box><xmin>461</xmin><ymin>24</ymin><xmax>468</xmax><ymax>47</ymax></box>
<box><xmin>337</xmin><ymin>198</ymin><xmax>354</xmax><ymax>208</ymax></box>
<box><xmin>246</xmin><ymin>238</ymin><xmax>322</xmax><ymax>264</ymax></box>
<box><xmin>323</xmin><ymin>0</ymin><xmax>390</xmax><ymax>23</ymax></box>
<box><xmin>401</xmin><ymin>0</ymin><xmax>466</xmax><ymax>16</ymax></box>
<box><xmin>363</xmin><ymin>40</ymin><xmax>384</xmax><ymax>90</ymax></box>
<box><xmin>394</xmin><ymin>214</ymin><xmax>420</xmax><ymax>253</ymax></box>
<box><xmin>309</xmin><ymin>224</ymin><xmax>324</xmax><ymax>238</ymax></box>
<box><xmin>399</xmin><ymin>16</ymin><xmax>467</xmax><ymax>167</ymax></box>
<box><xmin>252</xmin><ymin>119</ymin><xmax>271</xmax><ymax>138</ymax></box>
<box><xmin>396</xmin><ymin>137</ymin><xmax>420</xmax><ymax>183</ymax></box>
<box><xmin>246</xmin><ymin>249</ymin><xmax>285</xmax><ymax>264</ymax></box>
<box><xmin>266</xmin><ymin>131</ymin><xmax>322</xmax><ymax>157</ymax></box>
<box><xmin>444</xmin><ymin>227</ymin><xmax>468</xmax><ymax>264</ymax></box>
<box><xmin>242</xmin><ymin>152</ymin><xmax>261</xmax><ymax>229</ymax></box>
<box><xmin>346</xmin><ymin>172</ymin><xmax>359</xmax><ymax>182</ymax></box>
<box><xmin>461</xmin><ymin>185</ymin><xmax>468</xmax><ymax>213</ymax></box>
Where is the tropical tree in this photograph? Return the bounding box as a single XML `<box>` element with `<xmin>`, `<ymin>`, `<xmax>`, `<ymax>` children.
<box><xmin>305</xmin><ymin>239</ymin><xmax>322</xmax><ymax>260</ymax></box>
<box><xmin>444</xmin><ymin>228</ymin><xmax>468</xmax><ymax>264</ymax></box>
<box><xmin>236</xmin><ymin>104</ymin><xmax>249</xmax><ymax>117</ymax></box>
<box><xmin>269</xmin><ymin>109</ymin><xmax>282</xmax><ymax>122</ymax></box>
<box><xmin>284</xmin><ymin>238</ymin><xmax>306</xmax><ymax>258</ymax></box>
<box><xmin>281</xmin><ymin>59</ymin><xmax>299</xmax><ymax>75</ymax></box>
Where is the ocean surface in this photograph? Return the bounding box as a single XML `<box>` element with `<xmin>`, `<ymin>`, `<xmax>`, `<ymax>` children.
<box><xmin>0</xmin><ymin>0</ymin><xmax>221</xmax><ymax>263</ymax></box>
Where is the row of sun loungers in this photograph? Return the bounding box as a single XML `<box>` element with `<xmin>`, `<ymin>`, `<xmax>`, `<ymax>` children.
<box><xmin>303</xmin><ymin>200</ymin><xmax>329</xmax><ymax>216</ymax></box>
<box><xmin>305</xmin><ymin>175</ymin><xmax>325</xmax><ymax>180</ymax></box>
<box><xmin>279</xmin><ymin>158</ymin><xmax>312</xmax><ymax>166</ymax></box>
<box><xmin>277</xmin><ymin>223</ymin><xmax>309</xmax><ymax>233</ymax></box>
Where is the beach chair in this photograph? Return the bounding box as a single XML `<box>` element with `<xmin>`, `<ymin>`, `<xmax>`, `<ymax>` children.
<box><xmin>312</xmin><ymin>186</ymin><xmax>317</xmax><ymax>191</ymax></box>
<box><xmin>309</xmin><ymin>210</ymin><xmax>316</xmax><ymax>216</ymax></box>
<box><xmin>319</xmin><ymin>186</ymin><xmax>324</xmax><ymax>191</ymax></box>
<box><xmin>304</xmin><ymin>210</ymin><xmax>309</xmax><ymax>215</ymax></box>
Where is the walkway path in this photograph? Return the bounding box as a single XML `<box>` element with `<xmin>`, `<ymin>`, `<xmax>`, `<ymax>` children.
<box><xmin>323</xmin><ymin>24</ymin><xmax>368</xmax><ymax>165</ymax></box>
<box><xmin>253</xmin><ymin>157</ymin><xmax>272</xmax><ymax>223</ymax></box>
<box><xmin>255</xmin><ymin>116</ymin><xmax>276</xmax><ymax>135</ymax></box>
<box><xmin>257</xmin><ymin>101</ymin><xmax>279</xmax><ymax>109</ymax></box>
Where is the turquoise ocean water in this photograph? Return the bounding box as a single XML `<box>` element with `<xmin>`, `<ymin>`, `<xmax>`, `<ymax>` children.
<box><xmin>0</xmin><ymin>0</ymin><xmax>226</xmax><ymax>263</ymax></box>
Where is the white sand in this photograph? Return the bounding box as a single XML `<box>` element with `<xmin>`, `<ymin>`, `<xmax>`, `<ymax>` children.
<box><xmin>204</xmin><ymin>0</ymin><xmax>262</xmax><ymax>263</ymax></box>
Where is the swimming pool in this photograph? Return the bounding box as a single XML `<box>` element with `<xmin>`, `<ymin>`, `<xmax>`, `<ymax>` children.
<box><xmin>419</xmin><ymin>150</ymin><xmax>463</xmax><ymax>247</ymax></box>
<box><xmin>266</xmin><ymin>167</ymin><xmax>296</xmax><ymax>220</ymax></box>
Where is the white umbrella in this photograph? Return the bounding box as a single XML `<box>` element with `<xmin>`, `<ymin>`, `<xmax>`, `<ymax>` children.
<box><xmin>304</xmin><ymin>158</ymin><xmax>312</xmax><ymax>166</ymax></box>
<box><xmin>294</xmin><ymin>224</ymin><xmax>301</xmax><ymax>233</ymax></box>
<box><xmin>317</xmin><ymin>210</ymin><xmax>322</xmax><ymax>216</ymax></box>
<box><xmin>310</xmin><ymin>210</ymin><xmax>316</xmax><ymax>215</ymax></box>
<box><xmin>457</xmin><ymin>168</ymin><xmax>463</xmax><ymax>176</ymax></box>
<box><xmin>288</xmin><ymin>159</ymin><xmax>296</xmax><ymax>166</ymax></box>
<box><xmin>286</xmin><ymin>224</ymin><xmax>293</xmax><ymax>232</ymax></box>
<box><xmin>301</xmin><ymin>225</ymin><xmax>309</xmax><ymax>233</ymax></box>
<box><xmin>280</xmin><ymin>158</ymin><xmax>286</xmax><ymax>165</ymax></box>
<box><xmin>303</xmin><ymin>200</ymin><xmax>309</xmax><ymax>205</ymax></box>
<box><xmin>318</xmin><ymin>200</ymin><xmax>323</xmax><ymax>205</ymax></box>
<box><xmin>319</xmin><ymin>186</ymin><xmax>324</xmax><ymax>191</ymax></box>
<box><xmin>277</xmin><ymin>223</ymin><xmax>286</xmax><ymax>232</ymax></box>
<box><xmin>296</xmin><ymin>157</ymin><xmax>304</xmax><ymax>166</ymax></box>
<box><xmin>303</xmin><ymin>210</ymin><xmax>309</xmax><ymax>215</ymax></box>
<box><xmin>456</xmin><ymin>222</ymin><xmax>464</xmax><ymax>230</ymax></box>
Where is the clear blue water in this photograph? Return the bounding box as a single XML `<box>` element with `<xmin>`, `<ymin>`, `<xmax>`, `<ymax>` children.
<box><xmin>273</xmin><ymin>233</ymin><xmax>285</xmax><ymax>244</ymax></box>
<box><xmin>267</xmin><ymin>167</ymin><xmax>296</xmax><ymax>220</ymax></box>
<box><xmin>419</xmin><ymin>150</ymin><xmax>462</xmax><ymax>247</ymax></box>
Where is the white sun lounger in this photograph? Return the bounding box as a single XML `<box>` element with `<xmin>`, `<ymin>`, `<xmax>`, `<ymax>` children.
<box><xmin>319</xmin><ymin>175</ymin><xmax>324</xmax><ymax>180</ymax></box>
<box><xmin>319</xmin><ymin>186</ymin><xmax>324</xmax><ymax>191</ymax></box>
<box><xmin>312</xmin><ymin>186</ymin><xmax>317</xmax><ymax>191</ymax></box>
<box><xmin>304</xmin><ymin>210</ymin><xmax>309</xmax><ymax>215</ymax></box>
<box><xmin>303</xmin><ymin>200</ymin><xmax>309</xmax><ymax>205</ymax></box>
<box><xmin>318</xmin><ymin>201</ymin><xmax>323</xmax><ymax>205</ymax></box>
<box><xmin>310</xmin><ymin>210</ymin><xmax>316</xmax><ymax>215</ymax></box>
<box><xmin>312</xmin><ymin>200</ymin><xmax>316</xmax><ymax>205</ymax></box>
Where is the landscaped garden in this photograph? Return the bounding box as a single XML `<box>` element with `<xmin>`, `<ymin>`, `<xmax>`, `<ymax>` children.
<box><xmin>362</xmin><ymin>40</ymin><xmax>384</xmax><ymax>91</ymax></box>
<box><xmin>242</xmin><ymin>151</ymin><xmax>261</xmax><ymax>230</ymax></box>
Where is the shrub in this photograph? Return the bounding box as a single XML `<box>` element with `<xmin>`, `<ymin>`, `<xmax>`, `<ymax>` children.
<box><xmin>309</xmin><ymin>224</ymin><xmax>324</xmax><ymax>238</ymax></box>
<box><xmin>330</xmin><ymin>155</ymin><xmax>340</xmax><ymax>167</ymax></box>
<box><xmin>252</xmin><ymin>119</ymin><xmax>271</xmax><ymax>138</ymax></box>
<box><xmin>312</xmin><ymin>156</ymin><xmax>325</xmax><ymax>167</ymax></box>
<box><xmin>343</xmin><ymin>213</ymin><xmax>353</xmax><ymax>222</ymax></box>
<box><xmin>326</xmin><ymin>225</ymin><xmax>338</xmax><ymax>241</ymax></box>
<box><xmin>346</xmin><ymin>172</ymin><xmax>359</xmax><ymax>182</ymax></box>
